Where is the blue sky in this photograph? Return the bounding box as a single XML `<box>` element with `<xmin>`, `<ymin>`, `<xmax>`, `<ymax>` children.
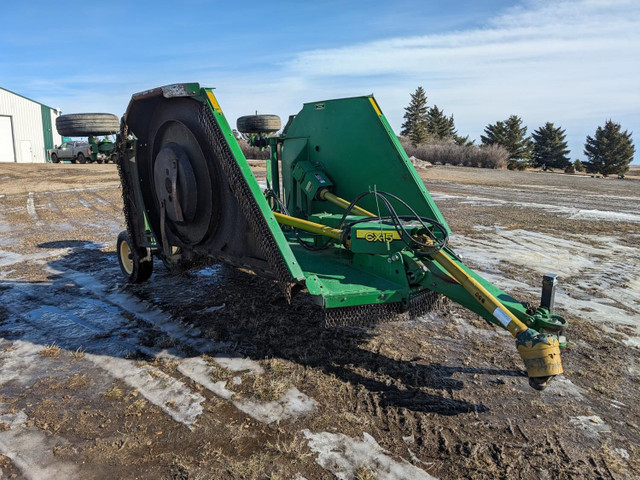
<box><xmin>1</xmin><ymin>0</ymin><xmax>638</xmax><ymax>163</ymax></box>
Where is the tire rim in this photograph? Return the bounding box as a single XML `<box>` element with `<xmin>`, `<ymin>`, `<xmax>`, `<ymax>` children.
<box><xmin>119</xmin><ymin>240</ymin><xmax>134</xmax><ymax>275</ymax></box>
<box><xmin>149</xmin><ymin>120</ymin><xmax>220</xmax><ymax>246</ymax></box>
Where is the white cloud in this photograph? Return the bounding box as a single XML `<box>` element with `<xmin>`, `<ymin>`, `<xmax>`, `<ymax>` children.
<box><xmin>35</xmin><ymin>0</ymin><xmax>639</xmax><ymax>161</ymax></box>
<box><xmin>213</xmin><ymin>0</ymin><xmax>639</xmax><ymax>160</ymax></box>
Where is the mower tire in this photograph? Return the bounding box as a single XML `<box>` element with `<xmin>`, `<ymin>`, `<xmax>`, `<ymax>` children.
<box><xmin>117</xmin><ymin>231</ymin><xmax>153</xmax><ymax>283</ymax></box>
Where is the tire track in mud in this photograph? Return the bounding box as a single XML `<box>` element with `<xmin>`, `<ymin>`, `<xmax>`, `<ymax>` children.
<box><xmin>90</xmin><ymin>191</ymin><xmax>116</xmax><ymax>208</ymax></box>
<box><xmin>45</xmin><ymin>192</ymin><xmax>63</xmax><ymax>216</ymax></box>
<box><xmin>0</xmin><ymin>195</ymin><xmax>9</xmax><ymax>236</ymax></box>
<box><xmin>26</xmin><ymin>192</ymin><xmax>43</xmax><ymax>226</ymax></box>
<box><xmin>1</xmin><ymin>259</ymin><xmax>434</xmax><ymax>478</ymax></box>
<box><xmin>0</xmin><ymin>277</ymin><xmax>210</xmax><ymax>427</ymax></box>
<box><xmin>76</xmin><ymin>191</ymin><xmax>116</xmax><ymax>216</ymax></box>
<box><xmin>1</xmin><ymin>261</ymin><xmax>317</xmax><ymax>430</ymax></box>
<box><xmin>38</xmin><ymin>189</ymin><xmax>124</xmax><ymax>237</ymax></box>
<box><xmin>54</xmin><ymin>266</ymin><xmax>319</xmax><ymax>425</ymax></box>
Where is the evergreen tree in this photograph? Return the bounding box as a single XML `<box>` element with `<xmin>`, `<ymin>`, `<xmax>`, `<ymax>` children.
<box><xmin>426</xmin><ymin>105</ymin><xmax>457</xmax><ymax>140</ymax></box>
<box><xmin>481</xmin><ymin>120</ymin><xmax>508</xmax><ymax>147</ymax></box>
<box><xmin>481</xmin><ymin>115</ymin><xmax>533</xmax><ymax>167</ymax></box>
<box><xmin>401</xmin><ymin>87</ymin><xmax>429</xmax><ymax>146</ymax></box>
<box><xmin>584</xmin><ymin>120</ymin><xmax>635</xmax><ymax>176</ymax></box>
<box><xmin>531</xmin><ymin>122</ymin><xmax>571</xmax><ymax>169</ymax></box>
<box><xmin>573</xmin><ymin>159</ymin><xmax>584</xmax><ymax>172</ymax></box>
<box><xmin>454</xmin><ymin>134</ymin><xmax>474</xmax><ymax>147</ymax></box>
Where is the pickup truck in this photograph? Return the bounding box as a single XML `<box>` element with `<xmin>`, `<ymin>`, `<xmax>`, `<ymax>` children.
<box><xmin>48</xmin><ymin>141</ymin><xmax>92</xmax><ymax>164</ymax></box>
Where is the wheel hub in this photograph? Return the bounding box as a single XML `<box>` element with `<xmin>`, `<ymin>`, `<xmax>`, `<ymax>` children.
<box><xmin>119</xmin><ymin>240</ymin><xmax>133</xmax><ymax>274</ymax></box>
<box><xmin>153</xmin><ymin>143</ymin><xmax>197</xmax><ymax>223</ymax></box>
<box><xmin>150</xmin><ymin>120</ymin><xmax>220</xmax><ymax>247</ymax></box>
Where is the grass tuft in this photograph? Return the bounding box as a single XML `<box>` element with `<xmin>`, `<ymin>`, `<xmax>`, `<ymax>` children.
<box><xmin>39</xmin><ymin>343</ymin><xmax>61</xmax><ymax>358</ymax></box>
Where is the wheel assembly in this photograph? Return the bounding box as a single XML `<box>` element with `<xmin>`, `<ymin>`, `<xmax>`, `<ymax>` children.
<box><xmin>147</xmin><ymin>118</ymin><xmax>220</xmax><ymax>248</ymax></box>
<box><xmin>116</xmin><ymin>230</ymin><xmax>153</xmax><ymax>283</ymax></box>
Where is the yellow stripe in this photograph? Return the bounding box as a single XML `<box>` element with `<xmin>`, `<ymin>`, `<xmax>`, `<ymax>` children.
<box><xmin>206</xmin><ymin>90</ymin><xmax>222</xmax><ymax>113</ymax></box>
<box><xmin>272</xmin><ymin>212</ymin><xmax>343</xmax><ymax>242</ymax></box>
<box><xmin>319</xmin><ymin>189</ymin><xmax>375</xmax><ymax>217</ymax></box>
<box><xmin>369</xmin><ymin>97</ymin><xmax>382</xmax><ymax>116</ymax></box>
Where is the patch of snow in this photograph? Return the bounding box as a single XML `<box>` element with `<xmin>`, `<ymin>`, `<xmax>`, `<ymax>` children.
<box><xmin>0</xmin><ymin>406</ymin><xmax>28</xmax><ymax>428</ymax></box>
<box><xmin>568</xmin><ymin>209</ymin><xmax>640</xmax><ymax>223</ymax></box>
<box><xmin>85</xmin><ymin>354</ymin><xmax>204</xmax><ymax>426</ymax></box>
<box><xmin>0</xmin><ymin>405</ymin><xmax>79</xmax><ymax>480</ymax></box>
<box><xmin>0</xmin><ymin>341</ymin><xmax>48</xmax><ymax>386</ymax></box>
<box><xmin>615</xmin><ymin>448</ymin><xmax>630</xmax><ymax>460</ymax></box>
<box><xmin>302</xmin><ymin>430</ymin><xmax>437</xmax><ymax>480</ymax></box>
<box><xmin>540</xmin><ymin>375</ymin><xmax>586</xmax><ymax>400</ymax></box>
<box><xmin>194</xmin><ymin>265</ymin><xmax>224</xmax><ymax>278</ymax></box>
<box><xmin>569</xmin><ymin>415</ymin><xmax>611</xmax><ymax>438</ymax></box>
<box><xmin>178</xmin><ymin>357</ymin><xmax>234</xmax><ymax>400</ymax></box>
<box><xmin>212</xmin><ymin>354</ymin><xmax>264</xmax><ymax>375</ymax></box>
<box><xmin>452</xmin><ymin>228</ymin><xmax>640</xmax><ymax>345</ymax></box>
<box><xmin>91</xmin><ymin>194</ymin><xmax>110</xmax><ymax>206</ymax></box>
<box><xmin>610</xmin><ymin>399</ymin><xmax>627</xmax><ymax>409</ymax></box>
<box><xmin>201</xmin><ymin>304</ymin><xmax>225</xmax><ymax>313</ymax></box>
<box><xmin>431</xmin><ymin>192</ymin><xmax>640</xmax><ymax>223</ymax></box>
<box><xmin>83</xmin><ymin>242</ymin><xmax>108</xmax><ymax>250</ymax></box>
<box><xmin>26</xmin><ymin>192</ymin><xmax>42</xmax><ymax>225</ymax></box>
<box><xmin>1</xmin><ymin>185</ymin><xmax>119</xmax><ymax>198</ymax></box>
<box><xmin>235</xmin><ymin>388</ymin><xmax>317</xmax><ymax>425</ymax></box>
<box><xmin>178</xmin><ymin>357</ymin><xmax>316</xmax><ymax>424</ymax></box>
<box><xmin>0</xmin><ymin>248</ymin><xmax>68</xmax><ymax>267</ymax></box>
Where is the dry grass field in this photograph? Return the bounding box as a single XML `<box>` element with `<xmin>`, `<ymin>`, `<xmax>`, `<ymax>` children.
<box><xmin>0</xmin><ymin>163</ymin><xmax>638</xmax><ymax>479</ymax></box>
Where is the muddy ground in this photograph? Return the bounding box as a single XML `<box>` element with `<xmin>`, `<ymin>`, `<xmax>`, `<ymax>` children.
<box><xmin>0</xmin><ymin>163</ymin><xmax>639</xmax><ymax>480</ymax></box>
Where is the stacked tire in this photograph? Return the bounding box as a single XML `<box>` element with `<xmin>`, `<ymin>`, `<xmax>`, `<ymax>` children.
<box><xmin>55</xmin><ymin>113</ymin><xmax>119</xmax><ymax>137</ymax></box>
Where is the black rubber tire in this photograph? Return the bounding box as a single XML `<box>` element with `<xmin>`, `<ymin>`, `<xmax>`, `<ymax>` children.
<box><xmin>110</xmin><ymin>154</ymin><xmax>117</xmax><ymax>164</ymax></box>
<box><xmin>95</xmin><ymin>157</ymin><xmax>103</xmax><ymax>164</ymax></box>
<box><xmin>117</xmin><ymin>231</ymin><xmax>153</xmax><ymax>283</ymax></box>
<box><xmin>51</xmin><ymin>153</ymin><xmax>59</xmax><ymax>163</ymax></box>
<box><xmin>76</xmin><ymin>153</ymin><xmax>86</xmax><ymax>164</ymax></box>
<box><xmin>56</xmin><ymin>113</ymin><xmax>120</xmax><ymax>137</ymax></box>
<box><xmin>236</xmin><ymin>114</ymin><xmax>281</xmax><ymax>134</ymax></box>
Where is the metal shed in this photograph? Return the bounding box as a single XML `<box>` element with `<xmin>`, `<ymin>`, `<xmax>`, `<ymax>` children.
<box><xmin>0</xmin><ymin>87</ymin><xmax>61</xmax><ymax>163</ymax></box>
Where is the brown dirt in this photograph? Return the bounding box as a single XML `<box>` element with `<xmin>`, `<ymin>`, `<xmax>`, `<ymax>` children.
<box><xmin>0</xmin><ymin>163</ymin><xmax>639</xmax><ymax>479</ymax></box>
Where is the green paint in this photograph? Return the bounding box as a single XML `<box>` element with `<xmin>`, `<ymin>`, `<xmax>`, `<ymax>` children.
<box><xmin>281</xmin><ymin>96</ymin><xmax>450</xmax><ymax>232</ymax></box>
<box><xmin>41</xmin><ymin>105</ymin><xmax>54</xmax><ymax>161</ymax></box>
<box><xmin>121</xmin><ymin>83</ymin><xmax>567</xmax><ymax>345</ymax></box>
<box><xmin>203</xmin><ymin>88</ymin><xmax>306</xmax><ymax>282</ymax></box>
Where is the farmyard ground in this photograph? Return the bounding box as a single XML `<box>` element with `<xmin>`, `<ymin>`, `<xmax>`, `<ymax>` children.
<box><xmin>0</xmin><ymin>163</ymin><xmax>638</xmax><ymax>479</ymax></box>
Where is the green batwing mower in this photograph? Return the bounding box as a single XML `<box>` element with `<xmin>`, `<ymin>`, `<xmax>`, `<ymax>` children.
<box><xmin>114</xmin><ymin>83</ymin><xmax>567</xmax><ymax>390</ymax></box>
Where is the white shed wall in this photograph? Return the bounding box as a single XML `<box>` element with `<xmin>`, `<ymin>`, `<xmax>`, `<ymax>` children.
<box><xmin>0</xmin><ymin>89</ymin><xmax>50</xmax><ymax>163</ymax></box>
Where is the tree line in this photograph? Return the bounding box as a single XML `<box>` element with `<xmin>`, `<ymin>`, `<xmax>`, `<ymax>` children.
<box><xmin>401</xmin><ymin>86</ymin><xmax>635</xmax><ymax>175</ymax></box>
